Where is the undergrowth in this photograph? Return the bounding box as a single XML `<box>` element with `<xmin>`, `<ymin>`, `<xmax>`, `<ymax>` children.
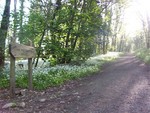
<box><xmin>135</xmin><ymin>49</ymin><xmax>150</xmax><ymax>64</ymax></box>
<box><xmin>0</xmin><ymin>52</ymin><xmax>121</xmax><ymax>90</ymax></box>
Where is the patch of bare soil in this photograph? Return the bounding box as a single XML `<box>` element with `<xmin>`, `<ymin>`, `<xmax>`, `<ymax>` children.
<box><xmin>1</xmin><ymin>54</ymin><xmax>150</xmax><ymax>113</ymax></box>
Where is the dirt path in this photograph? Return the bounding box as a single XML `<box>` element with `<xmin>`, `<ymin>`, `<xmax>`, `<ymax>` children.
<box><xmin>1</xmin><ymin>54</ymin><xmax>150</xmax><ymax>113</ymax></box>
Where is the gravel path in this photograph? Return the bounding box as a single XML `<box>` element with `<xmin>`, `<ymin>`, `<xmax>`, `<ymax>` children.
<box><xmin>1</xmin><ymin>54</ymin><xmax>150</xmax><ymax>113</ymax></box>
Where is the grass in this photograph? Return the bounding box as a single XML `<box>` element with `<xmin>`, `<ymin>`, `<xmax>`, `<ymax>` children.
<box><xmin>0</xmin><ymin>52</ymin><xmax>121</xmax><ymax>90</ymax></box>
<box><xmin>134</xmin><ymin>49</ymin><xmax>150</xmax><ymax>64</ymax></box>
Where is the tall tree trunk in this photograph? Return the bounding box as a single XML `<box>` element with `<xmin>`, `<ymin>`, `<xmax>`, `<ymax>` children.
<box><xmin>102</xmin><ymin>36</ymin><xmax>106</xmax><ymax>54</ymax></box>
<box><xmin>105</xmin><ymin>36</ymin><xmax>109</xmax><ymax>53</ymax></box>
<box><xmin>71</xmin><ymin>0</ymin><xmax>86</xmax><ymax>51</ymax></box>
<box><xmin>13</xmin><ymin>0</ymin><xmax>17</xmax><ymax>41</ymax></box>
<box><xmin>19</xmin><ymin>0</ymin><xmax>24</xmax><ymax>40</ymax></box>
<box><xmin>62</xmin><ymin>0</ymin><xmax>77</xmax><ymax>63</ymax></box>
<box><xmin>118</xmin><ymin>35</ymin><xmax>124</xmax><ymax>52</ymax></box>
<box><xmin>0</xmin><ymin>0</ymin><xmax>11</xmax><ymax>70</ymax></box>
<box><xmin>65</xmin><ymin>0</ymin><xmax>77</xmax><ymax>48</ymax></box>
<box><xmin>35</xmin><ymin>29</ymin><xmax>46</xmax><ymax>67</ymax></box>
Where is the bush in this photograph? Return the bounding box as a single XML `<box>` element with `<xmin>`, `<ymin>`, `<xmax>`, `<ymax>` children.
<box><xmin>135</xmin><ymin>49</ymin><xmax>150</xmax><ymax>64</ymax></box>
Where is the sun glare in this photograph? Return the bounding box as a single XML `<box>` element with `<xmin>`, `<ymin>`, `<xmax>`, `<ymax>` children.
<box><xmin>124</xmin><ymin>0</ymin><xmax>150</xmax><ymax>36</ymax></box>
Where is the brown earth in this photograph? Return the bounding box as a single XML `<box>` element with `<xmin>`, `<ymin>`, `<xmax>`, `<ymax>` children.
<box><xmin>1</xmin><ymin>54</ymin><xmax>150</xmax><ymax>113</ymax></box>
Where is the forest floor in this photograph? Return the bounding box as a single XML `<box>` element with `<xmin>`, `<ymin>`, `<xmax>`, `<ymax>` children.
<box><xmin>1</xmin><ymin>53</ymin><xmax>150</xmax><ymax>113</ymax></box>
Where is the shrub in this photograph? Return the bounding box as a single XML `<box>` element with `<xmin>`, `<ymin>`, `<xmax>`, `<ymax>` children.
<box><xmin>135</xmin><ymin>49</ymin><xmax>150</xmax><ymax>64</ymax></box>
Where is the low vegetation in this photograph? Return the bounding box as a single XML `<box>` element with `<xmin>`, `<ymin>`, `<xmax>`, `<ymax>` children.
<box><xmin>0</xmin><ymin>52</ymin><xmax>121</xmax><ymax>90</ymax></box>
<box><xmin>135</xmin><ymin>49</ymin><xmax>150</xmax><ymax>64</ymax></box>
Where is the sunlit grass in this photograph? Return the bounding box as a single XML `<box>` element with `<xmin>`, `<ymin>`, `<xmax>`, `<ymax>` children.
<box><xmin>0</xmin><ymin>52</ymin><xmax>121</xmax><ymax>90</ymax></box>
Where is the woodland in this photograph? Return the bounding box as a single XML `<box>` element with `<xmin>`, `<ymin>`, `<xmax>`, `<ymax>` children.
<box><xmin>1</xmin><ymin>0</ymin><xmax>150</xmax><ymax>112</ymax></box>
<box><xmin>0</xmin><ymin>0</ymin><xmax>127</xmax><ymax>68</ymax></box>
<box><xmin>0</xmin><ymin>0</ymin><xmax>150</xmax><ymax>96</ymax></box>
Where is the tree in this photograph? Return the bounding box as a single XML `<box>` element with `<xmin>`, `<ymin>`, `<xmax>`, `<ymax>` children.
<box><xmin>22</xmin><ymin>0</ymin><xmax>103</xmax><ymax>65</ymax></box>
<box><xmin>18</xmin><ymin>0</ymin><xmax>25</xmax><ymax>40</ymax></box>
<box><xmin>96</xmin><ymin>0</ymin><xmax>115</xmax><ymax>54</ymax></box>
<box><xmin>16</xmin><ymin>0</ymin><xmax>127</xmax><ymax>66</ymax></box>
<box><xmin>111</xmin><ymin>2</ymin><xmax>125</xmax><ymax>51</ymax></box>
<box><xmin>0</xmin><ymin>0</ymin><xmax>11</xmax><ymax>71</ymax></box>
<box><xmin>139</xmin><ymin>13</ymin><xmax>150</xmax><ymax>49</ymax></box>
<box><xmin>13</xmin><ymin>0</ymin><xmax>17</xmax><ymax>41</ymax></box>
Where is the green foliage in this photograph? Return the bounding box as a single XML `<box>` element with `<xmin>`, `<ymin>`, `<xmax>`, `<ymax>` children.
<box><xmin>0</xmin><ymin>74</ymin><xmax>9</xmax><ymax>89</ymax></box>
<box><xmin>19</xmin><ymin>11</ymin><xmax>45</xmax><ymax>43</ymax></box>
<box><xmin>16</xmin><ymin>74</ymin><xmax>28</xmax><ymax>88</ymax></box>
<box><xmin>135</xmin><ymin>49</ymin><xmax>150</xmax><ymax>64</ymax></box>
<box><xmin>2</xmin><ymin>0</ymin><xmax>126</xmax><ymax>90</ymax></box>
<box><xmin>9</xmin><ymin>0</ymin><xmax>126</xmax><ymax>66</ymax></box>
<box><xmin>0</xmin><ymin>69</ymin><xmax>9</xmax><ymax>88</ymax></box>
<box><xmin>20</xmin><ymin>0</ymin><xmax>108</xmax><ymax>64</ymax></box>
<box><xmin>0</xmin><ymin>52</ymin><xmax>120</xmax><ymax>90</ymax></box>
<box><xmin>32</xmin><ymin>65</ymin><xmax>100</xmax><ymax>90</ymax></box>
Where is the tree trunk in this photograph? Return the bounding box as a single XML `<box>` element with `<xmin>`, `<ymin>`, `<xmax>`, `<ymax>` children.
<box><xmin>102</xmin><ymin>36</ymin><xmax>106</xmax><ymax>54</ymax></box>
<box><xmin>19</xmin><ymin>0</ymin><xmax>24</xmax><ymax>40</ymax></box>
<box><xmin>63</xmin><ymin>0</ymin><xmax>77</xmax><ymax>63</ymax></box>
<box><xmin>0</xmin><ymin>0</ymin><xmax>11</xmax><ymax>70</ymax></box>
<box><xmin>13</xmin><ymin>0</ymin><xmax>17</xmax><ymax>40</ymax></box>
<box><xmin>65</xmin><ymin>0</ymin><xmax>77</xmax><ymax>48</ymax></box>
<box><xmin>35</xmin><ymin>29</ymin><xmax>46</xmax><ymax>67</ymax></box>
